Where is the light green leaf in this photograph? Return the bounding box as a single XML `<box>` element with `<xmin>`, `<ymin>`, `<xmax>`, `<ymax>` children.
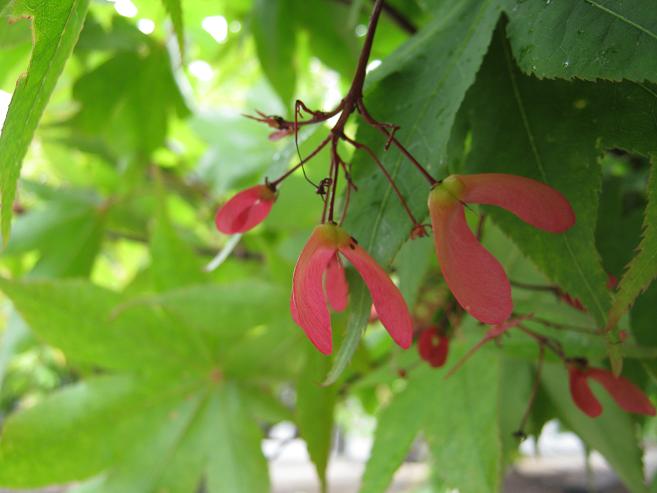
<box><xmin>5</xmin><ymin>191</ymin><xmax>105</xmax><ymax>278</ymax></box>
<box><xmin>296</xmin><ymin>346</ymin><xmax>336</xmax><ymax>491</ymax></box>
<box><xmin>207</xmin><ymin>383</ymin><xmax>271</xmax><ymax>493</ymax></box>
<box><xmin>150</xmin><ymin>187</ymin><xmax>207</xmax><ymax>291</ymax></box>
<box><xmin>0</xmin><ymin>376</ymin><xmax>139</xmax><ymax>486</ymax></box>
<box><xmin>328</xmin><ymin>0</ymin><xmax>503</xmax><ymax>382</ymax></box>
<box><xmin>607</xmin><ymin>163</ymin><xmax>657</xmax><ymax>332</ymax></box>
<box><xmin>251</xmin><ymin>0</ymin><xmax>296</xmax><ymax>107</ymax></box>
<box><xmin>358</xmin><ymin>369</ymin><xmax>430</xmax><ymax>493</ymax></box>
<box><xmin>0</xmin><ymin>0</ymin><xmax>90</xmax><ymax>243</ymax></box>
<box><xmin>360</xmin><ymin>343</ymin><xmax>503</xmax><ymax>493</ymax></box>
<box><xmin>505</xmin><ymin>0</ymin><xmax>657</xmax><ymax>82</ymax></box>
<box><xmin>0</xmin><ymin>278</ymin><xmax>212</xmax><ymax>373</ymax></box>
<box><xmin>424</xmin><ymin>348</ymin><xmax>503</xmax><ymax>493</ymax></box>
<box><xmin>541</xmin><ymin>363</ymin><xmax>649</xmax><ymax>493</ymax></box>
<box><xmin>161</xmin><ymin>0</ymin><xmax>184</xmax><ymax>55</ymax></box>
<box><xmin>462</xmin><ymin>33</ymin><xmax>657</xmax><ymax>328</ymax></box>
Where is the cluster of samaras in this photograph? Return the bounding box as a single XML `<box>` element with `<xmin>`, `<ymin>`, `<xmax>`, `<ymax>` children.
<box><xmin>214</xmin><ymin>0</ymin><xmax>654</xmax><ymax>421</ymax></box>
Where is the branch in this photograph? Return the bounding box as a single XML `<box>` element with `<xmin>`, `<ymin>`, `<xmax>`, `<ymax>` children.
<box><xmin>329</xmin><ymin>0</ymin><xmax>418</xmax><ymax>35</ymax></box>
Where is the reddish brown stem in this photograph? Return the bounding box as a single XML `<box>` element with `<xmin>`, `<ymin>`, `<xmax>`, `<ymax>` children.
<box><xmin>343</xmin><ymin>134</ymin><xmax>423</xmax><ymax>229</ymax></box>
<box><xmin>269</xmin><ymin>135</ymin><xmax>331</xmax><ymax>187</ymax></box>
<box><xmin>357</xmin><ymin>100</ymin><xmax>438</xmax><ymax>185</ymax></box>
<box><xmin>515</xmin><ymin>344</ymin><xmax>545</xmax><ymax>439</ymax></box>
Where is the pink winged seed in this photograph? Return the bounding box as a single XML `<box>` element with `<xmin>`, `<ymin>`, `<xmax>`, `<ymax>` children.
<box><xmin>459</xmin><ymin>173</ymin><xmax>575</xmax><ymax>233</ymax></box>
<box><xmin>215</xmin><ymin>185</ymin><xmax>276</xmax><ymax>234</ymax></box>
<box><xmin>587</xmin><ymin>368</ymin><xmax>656</xmax><ymax>416</ymax></box>
<box><xmin>429</xmin><ymin>200</ymin><xmax>512</xmax><ymax>324</ymax></box>
<box><xmin>325</xmin><ymin>254</ymin><xmax>349</xmax><ymax>312</ymax></box>
<box><xmin>569</xmin><ymin>367</ymin><xmax>603</xmax><ymax>417</ymax></box>
<box><xmin>291</xmin><ymin>231</ymin><xmax>337</xmax><ymax>355</ymax></box>
<box><xmin>339</xmin><ymin>242</ymin><xmax>413</xmax><ymax>349</ymax></box>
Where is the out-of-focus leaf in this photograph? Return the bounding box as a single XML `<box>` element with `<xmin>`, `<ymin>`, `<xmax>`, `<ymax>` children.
<box><xmin>0</xmin><ymin>310</ymin><xmax>30</xmax><ymax>388</ymax></box>
<box><xmin>330</xmin><ymin>0</ymin><xmax>503</xmax><ymax>382</ymax></box>
<box><xmin>70</xmin><ymin>44</ymin><xmax>188</xmax><ymax>156</ymax></box>
<box><xmin>5</xmin><ymin>191</ymin><xmax>106</xmax><ymax>278</ymax></box>
<box><xmin>206</xmin><ymin>383</ymin><xmax>271</xmax><ymax>493</ymax></box>
<box><xmin>0</xmin><ymin>376</ymin><xmax>139</xmax><ymax>485</ymax></box>
<box><xmin>251</xmin><ymin>0</ymin><xmax>296</xmax><ymax>107</ymax></box>
<box><xmin>542</xmin><ymin>363</ymin><xmax>649</xmax><ymax>493</ymax></box>
<box><xmin>150</xmin><ymin>187</ymin><xmax>206</xmax><ymax>290</ymax></box>
<box><xmin>296</xmin><ymin>345</ymin><xmax>336</xmax><ymax>491</ymax></box>
<box><xmin>462</xmin><ymin>32</ymin><xmax>657</xmax><ymax>328</ymax></box>
<box><xmin>0</xmin><ymin>278</ymin><xmax>211</xmax><ymax>373</ymax></box>
<box><xmin>505</xmin><ymin>0</ymin><xmax>657</xmax><ymax>82</ymax></box>
<box><xmin>0</xmin><ymin>277</ymin><xmax>275</xmax><ymax>489</ymax></box>
<box><xmin>296</xmin><ymin>0</ymin><xmax>359</xmax><ymax>78</ymax></box>
<box><xmin>607</xmin><ymin>164</ymin><xmax>657</xmax><ymax>333</ymax></box>
<box><xmin>161</xmin><ymin>0</ymin><xmax>184</xmax><ymax>55</ymax></box>
<box><xmin>0</xmin><ymin>0</ymin><xmax>90</xmax><ymax>243</ymax></box>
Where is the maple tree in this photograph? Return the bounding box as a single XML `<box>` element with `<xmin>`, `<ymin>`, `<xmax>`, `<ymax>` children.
<box><xmin>1</xmin><ymin>0</ymin><xmax>657</xmax><ymax>492</ymax></box>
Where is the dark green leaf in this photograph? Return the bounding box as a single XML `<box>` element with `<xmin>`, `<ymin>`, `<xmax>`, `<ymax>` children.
<box><xmin>505</xmin><ymin>0</ymin><xmax>657</xmax><ymax>82</ymax></box>
<box><xmin>70</xmin><ymin>45</ymin><xmax>188</xmax><ymax>156</ymax></box>
<box><xmin>463</xmin><ymin>32</ymin><xmax>657</xmax><ymax>328</ymax></box>
<box><xmin>607</xmin><ymin>163</ymin><xmax>657</xmax><ymax>332</ymax></box>
<box><xmin>0</xmin><ymin>0</ymin><xmax>90</xmax><ymax>243</ymax></box>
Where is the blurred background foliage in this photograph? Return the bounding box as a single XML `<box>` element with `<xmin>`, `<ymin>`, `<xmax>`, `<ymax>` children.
<box><xmin>0</xmin><ymin>0</ymin><xmax>656</xmax><ymax>492</ymax></box>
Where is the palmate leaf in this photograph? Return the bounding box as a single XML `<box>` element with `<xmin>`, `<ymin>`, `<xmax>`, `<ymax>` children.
<box><xmin>0</xmin><ymin>278</ymin><xmax>279</xmax><ymax>491</ymax></box>
<box><xmin>4</xmin><ymin>190</ymin><xmax>105</xmax><ymax>278</ymax></box>
<box><xmin>0</xmin><ymin>0</ymin><xmax>90</xmax><ymax>243</ymax></box>
<box><xmin>505</xmin><ymin>0</ymin><xmax>657</xmax><ymax>82</ymax></box>
<box><xmin>607</xmin><ymin>163</ymin><xmax>657</xmax><ymax>333</ymax></box>
<box><xmin>461</xmin><ymin>31</ymin><xmax>657</xmax><ymax>330</ymax></box>
<box><xmin>360</xmin><ymin>344</ymin><xmax>503</xmax><ymax>493</ymax></box>
<box><xmin>327</xmin><ymin>0</ymin><xmax>503</xmax><ymax>382</ymax></box>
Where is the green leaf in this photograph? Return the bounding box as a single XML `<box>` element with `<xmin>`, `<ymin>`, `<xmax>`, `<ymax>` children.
<box><xmin>541</xmin><ymin>363</ymin><xmax>649</xmax><ymax>493</ymax></box>
<box><xmin>324</xmin><ymin>274</ymin><xmax>370</xmax><ymax>386</ymax></box>
<box><xmin>70</xmin><ymin>44</ymin><xmax>188</xmax><ymax>156</ymax></box>
<box><xmin>0</xmin><ymin>278</ymin><xmax>211</xmax><ymax>373</ymax></box>
<box><xmin>295</xmin><ymin>0</ymin><xmax>359</xmax><ymax>78</ymax></box>
<box><xmin>206</xmin><ymin>383</ymin><xmax>271</xmax><ymax>493</ymax></box>
<box><xmin>5</xmin><ymin>191</ymin><xmax>105</xmax><ymax>278</ymax></box>
<box><xmin>359</xmin><ymin>369</ymin><xmax>429</xmax><ymax>493</ymax></box>
<box><xmin>462</xmin><ymin>32</ymin><xmax>657</xmax><ymax>327</ymax></box>
<box><xmin>0</xmin><ymin>376</ymin><xmax>139</xmax><ymax>486</ymax></box>
<box><xmin>423</xmin><ymin>348</ymin><xmax>503</xmax><ymax>493</ymax></box>
<box><xmin>505</xmin><ymin>0</ymin><xmax>657</xmax><ymax>82</ymax></box>
<box><xmin>150</xmin><ymin>186</ymin><xmax>207</xmax><ymax>291</ymax></box>
<box><xmin>607</xmin><ymin>163</ymin><xmax>657</xmax><ymax>332</ymax></box>
<box><xmin>251</xmin><ymin>0</ymin><xmax>296</xmax><ymax>107</ymax></box>
<box><xmin>0</xmin><ymin>374</ymin><xmax>270</xmax><ymax>492</ymax></box>
<box><xmin>360</xmin><ymin>343</ymin><xmax>503</xmax><ymax>493</ymax></box>
<box><xmin>0</xmin><ymin>0</ymin><xmax>90</xmax><ymax>243</ymax></box>
<box><xmin>296</xmin><ymin>346</ymin><xmax>336</xmax><ymax>491</ymax></box>
<box><xmin>0</xmin><ymin>278</ymin><xmax>274</xmax><ymax>489</ymax></box>
<box><xmin>329</xmin><ymin>0</ymin><xmax>503</xmax><ymax>382</ymax></box>
<box><xmin>161</xmin><ymin>0</ymin><xmax>184</xmax><ymax>55</ymax></box>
